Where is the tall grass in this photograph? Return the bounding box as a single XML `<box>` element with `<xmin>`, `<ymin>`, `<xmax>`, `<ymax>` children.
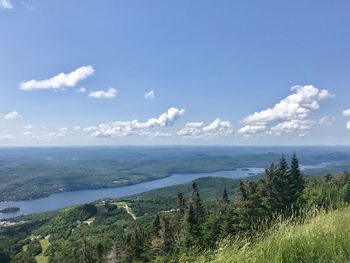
<box><xmin>181</xmin><ymin>206</ymin><xmax>350</xmax><ymax>263</ymax></box>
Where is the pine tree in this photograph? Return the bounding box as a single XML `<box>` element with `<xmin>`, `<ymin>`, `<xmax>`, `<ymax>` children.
<box><xmin>342</xmin><ymin>182</ymin><xmax>350</xmax><ymax>203</ymax></box>
<box><xmin>176</xmin><ymin>192</ymin><xmax>186</xmax><ymax>219</ymax></box>
<box><xmin>261</xmin><ymin>163</ymin><xmax>276</xmax><ymax>216</ymax></box>
<box><xmin>325</xmin><ymin>172</ymin><xmax>333</xmax><ymax>182</ymax></box>
<box><xmin>289</xmin><ymin>153</ymin><xmax>305</xmax><ymax>208</ymax></box>
<box><xmin>222</xmin><ymin>188</ymin><xmax>229</xmax><ymax>203</ymax></box>
<box><xmin>126</xmin><ymin>225</ymin><xmax>147</xmax><ymax>262</ymax></box>
<box><xmin>183</xmin><ymin>203</ymin><xmax>196</xmax><ymax>248</ymax></box>
<box><xmin>191</xmin><ymin>182</ymin><xmax>205</xmax><ymax>224</ymax></box>
<box><xmin>159</xmin><ymin>216</ymin><xmax>173</xmax><ymax>253</ymax></box>
<box><xmin>96</xmin><ymin>243</ymin><xmax>104</xmax><ymax>263</ymax></box>
<box><xmin>107</xmin><ymin>238</ymin><xmax>126</xmax><ymax>263</ymax></box>
<box><xmin>238</xmin><ymin>180</ymin><xmax>249</xmax><ymax>201</ymax></box>
<box><xmin>272</xmin><ymin>155</ymin><xmax>292</xmax><ymax>215</ymax></box>
<box><xmin>153</xmin><ymin>214</ymin><xmax>161</xmax><ymax>237</ymax></box>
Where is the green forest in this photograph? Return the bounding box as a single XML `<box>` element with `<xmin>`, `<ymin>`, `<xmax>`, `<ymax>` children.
<box><xmin>1</xmin><ymin>147</ymin><xmax>350</xmax><ymax>201</ymax></box>
<box><xmin>1</xmin><ymin>153</ymin><xmax>350</xmax><ymax>262</ymax></box>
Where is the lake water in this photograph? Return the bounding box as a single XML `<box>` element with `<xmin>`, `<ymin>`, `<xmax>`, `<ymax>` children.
<box><xmin>0</xmin><ymin>162</ymin><xmax>335</xmax><ymax>219</ymax></box>
<box><xmin>0</xmin><ymin>168</ymin><xmax>264</xmax><ymax>219</ymax></box>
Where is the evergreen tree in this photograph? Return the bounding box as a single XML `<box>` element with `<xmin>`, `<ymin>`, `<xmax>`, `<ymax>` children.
<box><xmin>183</xmin><ymin>203</ymin><xmax>196</xmax><ymax>248</ymax></box>
<box><xmin>219</xmin><ymin>207</ymin><xmax>237</xmax><ymax>238</ymax></box>
<box><xmin>342</xmin><ymin>182</ymin><xmax>350</xmax><ymax>203</ymax></box>
<box><xmin>271</xmin><ymin>155</ymin><xmax>292</xmax><ymax>216</ymax></box>
<box><xmin>79</xmin><ymin>240</ymin><xmax>95</xmax><ymax>263</ymax></box>
<box><xmin>176</xmin><ymin>192</ymin><xmax>186</xmax><ymax>220</ymax></box>
<box><xmin>238</xmin><ymin>180</ymin><xmax>249</xmax><ymax>201</ymax></box>
<box><xmin>126</xmin><ymin>225</ymin><xmax>148</xmax><ymax>262</ymax></box>
<box><xmin>260</xmin><ymin>163</ymin><xmax>276</xmax><ymax>216</ymax></box>
<box><xmin>159</xmin><ymin>216</ymin><xmax>173</xmax><ymax>253</ymax></box>
<box><xmin>107</xmin><ymin>238</ymin><xmax>126</xmax><ymax>263</ymax></box>
<box><xmin>96</xmin><ymin>243</ymin><xmax>105</xmax><ymax>263</ymax></box>
<box><xmin>289</xmin><ymin>153</ymin><xmax>305</xmax><ymax>208</ymax></box>
<box><xmin>202</xmin><ymin>212</ymin><xmax>223</xmax><ymax>248</ymax></box>
<box><xmin>191</xmin><ymin>182</ymin><xmax>205</xmax><ymax>224</ymax></box>
<box><xmin>222</xmin><ymin>188</ymin><xmax>229</xmax><ymax>203</ymax></box>
<box><xmin>152</xmin><ymin>214</ymin><xmax>161</xmax><ymax>237</ymax></box>
<box><xmin>325</xmin><ymin>172</ymin><xmax>333</xmax><ymax>182</ymax></box>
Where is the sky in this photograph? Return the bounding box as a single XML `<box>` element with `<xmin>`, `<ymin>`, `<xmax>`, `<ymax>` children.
<box><xmin>0</xmin><ymin>0</ymin><xmax>350</xmax><ymax>146</ymax></box>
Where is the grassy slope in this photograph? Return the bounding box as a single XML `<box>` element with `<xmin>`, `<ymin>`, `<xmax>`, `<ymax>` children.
<box><xmin>186</xmin><ymin>207</ymin><xmax>350</xmax><ymax>263</ymax></box>
<box><xmin>35</xmin><ymin>238</ymin><xmax>49</xmax><ymax>263</ymax></box>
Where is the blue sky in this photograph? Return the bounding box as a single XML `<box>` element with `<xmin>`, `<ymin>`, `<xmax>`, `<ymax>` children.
<box><xmin>0</xmin><ymin>0</ymin><xmax>350</xmax><ymax>146</ymax></box>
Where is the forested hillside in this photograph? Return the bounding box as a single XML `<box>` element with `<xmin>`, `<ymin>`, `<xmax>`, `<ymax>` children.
<box><xmin>1</xmin><ymin>154</ymin><xmax>350</xmax><ymax>262</ymax></box>
<box><xmin>1</xmin><ymin>147</ymin><xmax>350</xmax><ymax>201</ymax></box>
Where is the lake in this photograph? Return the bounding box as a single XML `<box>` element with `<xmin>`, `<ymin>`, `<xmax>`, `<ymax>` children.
<box><xmin>0</xmin><ymin>162</ymin><xmax>334</xmax><ymax>219</ymax></box>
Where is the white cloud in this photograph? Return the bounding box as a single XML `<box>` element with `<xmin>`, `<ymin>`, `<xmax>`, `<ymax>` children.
<box><xmin>243</xmin><ymin>85</ymin><xmax>333</xmax><ymax>124</ymax></box>
<box><xmin>24</xmin><ymin>124</ymin><xmax>34</xmax><ymax>129</ymax></box>
<box><xmin>0</xmin><ymin>134</ymin><xmax>15</xmax><ymax>140</ymax></box>
<box><xmin>84</xmin><ymin>107</ymin><xmax>185</xmax><ymax>137</ymax></box>
<box><xmin>58</xmin><ymin>127</ymin><xmax>68</xmax><ymax>132</ymax></box>
<box><xmin>88</xmin><ymin>88</ymin><xmax>117</xmax><ymax>99</ymax></box>
<box><xmin>238</xmin><ymin>124</ymin><xmax>266</xmax><ymax>136</ymax></box>
<box><xmin>3</xmin><ymin>111</ymin><xmax>20</xmax><ymax>120</ymax></box>
<box><xmin>144</xmin><ymin>90</ymin><xmax>155</xmax><ymax>100</ymax></box>
<box><xmin>22</xmin><ymin>128</ymin><xmax>68</xmax><ymax>140</ymax></box>
<box><xmin>77</xmin><ymin>87</ymin><xmax>87</xmax><ymax>93</ymax></box>
<box><xmin>343</xmin><ymin>108</ymin><xmax>350</xmax><ymax>117</ymax></box>
<box><xmin>0</xmin><ymin>0</ymin><xmax>13</xmax><ymax>10</ymax></box>
<box><xmin>269</xmin><ymin>120</ymin><xmax>311</xmax><ymax>136</ymax></box>
<box><xmin>19</xmin><ymin>65</ymin><xmax>94</xmax><ymax>91</ymax></box>
<box><xmin>319</xmin><ymin>116</ymin><xmax>335</xmax><ymax>125</ymax></box>
<box><xmin>240</xmin><ymin>85</ymin><xmax>333</xmax><ymax>136</ymax></box>
<box><xmin>74</xmin><ymin>126</ymin><xmax>82</xmax><ymax>131</ymax></box>
<box><xmin>22</xmin><ymin>131</ymin><xmax>34</xmax><ymax>138</ymax></box>
<box><xmin>343</xmin><ymin>108</ymin><xmax>350</xmax><ymax>130</ymax></box>
<box><xmin>178</xmin><ymin>118</ymin><xmax>234</xmax><ymax>138</ymax></box>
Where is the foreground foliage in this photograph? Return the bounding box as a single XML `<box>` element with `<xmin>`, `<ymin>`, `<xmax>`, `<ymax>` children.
<box><xmin>186</xmin><ymin>206</ymin><xmax>350</xmax><ymax>263</ymax></box>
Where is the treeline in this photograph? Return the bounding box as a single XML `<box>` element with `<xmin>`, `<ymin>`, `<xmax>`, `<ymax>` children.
<box><xmin>101</xmin><ymin>153</ymin><xmax>350</xmax><ymax>263</ymax></box>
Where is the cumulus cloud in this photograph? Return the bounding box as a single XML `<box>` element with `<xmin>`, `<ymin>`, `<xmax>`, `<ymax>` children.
<box><xmin>269</xmin><ymin>120</ymin><xmax>311</xmax><ymax>136</ymax></box>
<box><xmin>0</xmin><ymin>0</ymin><xmax>13</xmax><ymax>9</ymax></box>
<box><xmin>84</xmin><ymin>107</ymin><xmax>185</xmax><ymax>137</ymax></box>
<box><xmin>3</xmin><ymin>111</ymin><xmax>20</xmax><ymax>120</ymax></box>
<box><xmin>19</xmin><ymin>65</ymin><xmax>94</xmax><ymax>91</ymax></box>
<box><xmin>238</xmin><ymin>125</ymin><xmax>266</xmax><ymax>136</ymax></box>
<box><xmin>343</xmin><ymin>108</ymin><xmax>350</xmax><ymax>117</ymax></box>
<box><xmin>88</xmin><ymin>88</ymin><xmax>117</xmax><ymax>99</ymax></box>
<box><xmin>24</xmin><ymin>124</ymin><xmax>34</xmax><ymax>129</ymax></box>
<box><xmin>178</xmin><ymin>118</ymin><xmax>234</xmax><ymax>138</ymax></box>
<box><xmin>240</xmin><ymin>85</ymin><xmax>333</xmax><ymax>136</ymax></box>
<box><xmin>343</xmin><ymin>108</ymin><xmax>350</xmax><ymax>130</ymax></box>
<box><xmin>144</xmin><ymin>90</ymin><xmax>155</xmax><ymax>100</ymax></box>
<box><xmin>77</xmin><ymin>87</ymin><xmax>86</xmax><ymax>93</ymax></box>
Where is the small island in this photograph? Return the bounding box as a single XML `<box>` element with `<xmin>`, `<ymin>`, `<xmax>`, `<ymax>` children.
<box><xmin>0</xmin><ymin>207</ymin><xmax>20</xmax><ymax>214</ymax></box>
